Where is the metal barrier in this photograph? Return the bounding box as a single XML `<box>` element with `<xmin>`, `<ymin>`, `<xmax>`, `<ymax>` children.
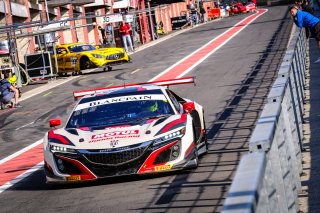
<box><xmin>222</xmin><ymin>26</ymin><xmax>306</xmax><ymax>213</ymax></box>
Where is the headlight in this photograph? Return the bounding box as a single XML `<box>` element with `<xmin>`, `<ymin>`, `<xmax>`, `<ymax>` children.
<box><xmin>50</xmin><ymin>144</ymin><xmax>77</xmax><ymax>154</ymax></box>
<box><xmin>107</xmin><ymin>54</ymin><xmax>117</xmax><ymax>60</ymax></box>
<box><xmin>153</xmin><ymin>128</ymin><xmax>185</xmax><ymax>146</ymax></box>
<box><xmin>92</xmin><ymin>54</ymin><xmax>103</xmax><ymax>58</ymax></box>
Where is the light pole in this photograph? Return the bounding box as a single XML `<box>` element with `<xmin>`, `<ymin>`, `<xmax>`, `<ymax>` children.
<box><xmin>44</xmin><ymin>0</ymin><xmax>50</xmax><ymax>22</ymax></box>
<box><xmin>146</xmin><ymin>0</ymin><xmax>155</xmax><ymax>41</ymax></box>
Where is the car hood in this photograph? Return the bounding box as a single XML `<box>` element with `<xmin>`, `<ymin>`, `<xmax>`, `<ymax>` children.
<box><xmin>90</xmin><ymin>48</ymin><xmax>125</xmax><ymax>56</ymax></box>
<box><xmin>50</xmin><ymin>114</ymin><xmax>187</xmax><ymax>150</ymax></box>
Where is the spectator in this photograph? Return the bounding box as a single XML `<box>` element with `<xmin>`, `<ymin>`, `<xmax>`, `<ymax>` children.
<box><xmin>105</xmin><ymin>23</ymin><xmax>113</xmax><ymax>47</ymax></box>
<box><xmin>290</xmin><ymin>6</ymin><xmax>320</xmax><ymax>63</ymax></box>
<box><xmin>200</xmin><ymin>6</ymin><xmax>207</xmax><ymax>23</ymax></box>
<box><xmin>190</xmin><ymin>4</ymin><xmax>199</xmax><ymax>25</ymax></box>
<box><xmin>0</xmin><ymin>72</ymin><xmax>21</xmax><ymax>108</ymax></box>
<box><xmin>296</xmin><ymin>0</ymin><xmax>314</xmax><ymax>14</ymax></box>
<box><xmin>296</xmin><ymin>0</ymin><xmax>314</xmax><ymax>38</ymax></box>
<box><xmin>119</xmin><ymin>21</ymin><xmax>134</xmax><ymax>52</ymax></box>
<box><xmin>98</xmin><ymin>25</ymin><xmax>106</xmax><ymax>45</ymax></box>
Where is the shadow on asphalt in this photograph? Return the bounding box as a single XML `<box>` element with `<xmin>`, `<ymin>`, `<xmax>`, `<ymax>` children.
<box><xmin>129</xmin><ymin>11</ymin><xmax>292</xmax><ymax>213</ymax></box>
<box><xmin>5</xmin><ymin>8</ymin><xmax>292</xmax><ymax>213</ymax></box>
<box><xmin>301</xmin><ymin>39</ymin><xmax>320</xmax><ymax>213</ymax></box>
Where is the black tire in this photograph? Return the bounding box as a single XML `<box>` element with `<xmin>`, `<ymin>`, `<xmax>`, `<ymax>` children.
<box><xmin>189</xmin><ymin>124</ymin><xmax>199</xmax><ymax>169</ymax></box>
<box><xmin>80</xmin><ymin>57</ymin><xmax>91</xmax><ymax>70</ymax></box>
<box><xmin>202</xmin><ymin>115</ymin><xmax>209</xmax><ymax>154</ymax></box>
<box><xmin>108</xmin><ymin>66</ymin><xmax>112</xmax><ymax>71</ymax></box>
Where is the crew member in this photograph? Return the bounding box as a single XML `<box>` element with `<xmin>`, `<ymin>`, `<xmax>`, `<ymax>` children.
<box><xmin>290</xmin><ymin>6</ymin><xmax>320</xmax><ymax>63</ymax></box>
<box><xmin>0</xmin><ymin>72</ymin><xmax>21</xmax><ymax>108</ymax></box>
<box><xmin>105</xmin><ymin>23</ymin><xmax>113</xmax><ymax>47</ymax></box>
<box><xmin>98</xmin><ymin>25</ymin><xmax>106</xmax><ymax>45</ymax></box>
<box><xmin>119</xmin><ymin>21</ymin><xmax>134</xmax><ymax>52</ymax></box>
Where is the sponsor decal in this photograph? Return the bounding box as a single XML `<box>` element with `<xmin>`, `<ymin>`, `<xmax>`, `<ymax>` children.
<box><xmin>110</xmin><ymin>140</ymin><xmax>119</xmax><ymax>147</ymax></box>
<box><xmin>71</xmin><ymin>57</ymin><xmax>78</xmax><ymax>67</ymax></box>
<box><xmin>66</xmin><ymin>175</ymin><xmax>81</xmax><ymax>181</ymax></box>
<box><xmin>154</xmin><ymin>164</ymin><xmax>172</xmax><ymax>172</ymax></box>
<box><xmin>91</xmin><ymin>130</ymin><xmax>139</xmax><ymax>139</ymax></box>
<box><xmin>75</xmin><ymin>95</ymin><xmax>167</xmax><ymax>111</ymax></box>
<box><xmin>89</xmin><ymin>130</ymin><xmax>140</xmax><ymax>143</ymax></box>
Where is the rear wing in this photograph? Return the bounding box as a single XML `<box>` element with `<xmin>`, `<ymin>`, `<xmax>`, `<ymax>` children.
<box><xmin>73</xmin><ymin>76</ymin><xmax>195</xmax><ymax>100</ymax></box>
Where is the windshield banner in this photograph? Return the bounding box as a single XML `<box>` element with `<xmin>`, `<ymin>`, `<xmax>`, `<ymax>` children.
<box><xmin>75</xmin><ymin>95</ymin><xmax>167</xmax><ymax>111</ymax></box>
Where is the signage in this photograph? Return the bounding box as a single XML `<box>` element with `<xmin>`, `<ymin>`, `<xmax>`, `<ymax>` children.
<box><xmin>123</xmin><ymin>15</ymin><xmax>134</xmax><ymax>23</ymax></box>
<box><xmin>102</xmin><ymin>14</ymin><xmax>123</xmax><ymax>23</ymax></box>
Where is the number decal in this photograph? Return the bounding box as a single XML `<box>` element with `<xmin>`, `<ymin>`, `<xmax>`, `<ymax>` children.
<box><xmin>71</xmin><ymin>57</ymin><xmax>78</xmax><ymax>67</ymax></box>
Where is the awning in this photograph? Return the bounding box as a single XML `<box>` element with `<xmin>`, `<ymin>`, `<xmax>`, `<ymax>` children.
<box><xmin>84</xmin><ymin>0</ymin><xmax>112</xmax><ymax>8</ymax></box>
<box><xmin>40</xmin><ymin>0</ymin><xmax>95</xmax><ymax>7</ymax></box>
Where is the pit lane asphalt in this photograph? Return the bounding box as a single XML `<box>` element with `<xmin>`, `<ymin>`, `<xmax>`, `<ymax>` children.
<box><xmin>0</xmin><ymin>6</ymin><xmax>291</xmax><ymax>213</ymax></box>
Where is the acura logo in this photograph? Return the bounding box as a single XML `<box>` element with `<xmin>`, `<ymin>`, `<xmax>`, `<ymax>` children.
<box><xmin>110</xmin><ymin>141</ymin><xmax>118</xmax><ymax>147</ymax></box>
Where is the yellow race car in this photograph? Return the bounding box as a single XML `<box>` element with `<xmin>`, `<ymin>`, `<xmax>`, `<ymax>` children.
<box><xmin>54</xmin><ymin>43</ymin><xmax>130</xmax><ymax>75</ymax></box>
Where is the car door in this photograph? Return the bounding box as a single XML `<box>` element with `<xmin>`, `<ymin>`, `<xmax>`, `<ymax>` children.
<box><xmin>64</xmin><ymin>46</ymin><xmax>80</xmax><ymax>71</ymax></box>
<box><xmin>56</xmin><ymin>47</ymin><xmax>68</xmax><ymax>71</ymax></box>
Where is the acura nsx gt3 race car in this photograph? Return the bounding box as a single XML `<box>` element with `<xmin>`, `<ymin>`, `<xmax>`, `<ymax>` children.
<box><xmin>43</xmin><ymin>77</ymin><xmax>208</xmax><ymax>183</ymax></box>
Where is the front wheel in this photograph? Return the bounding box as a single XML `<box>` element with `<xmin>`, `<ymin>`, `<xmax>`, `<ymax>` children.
<box><xmin>80</xmin><ymin>57</ymin><xmax>91</xmax><ymax>70</ymax></box>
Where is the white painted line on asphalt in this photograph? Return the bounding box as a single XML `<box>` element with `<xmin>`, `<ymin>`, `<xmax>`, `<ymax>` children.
<box><xmin>130</xmin><ymin>19</ymin><xmax>221</xmax><ymax>55</ymax></box>
<box><xmin>15</xmin><ymin>121</ymin><xmax>35</xmax><ymax>131</ymax></box>
<box><xmin>177</xmin><ymin>11</ymin><xmax>268</xmax><ymax>78</ymax></box>
<box><xmin>0</xmin><ymin>13</ymin><xmax>263</xmax><ymax>193</ymax></box>
<box><xmin>149</xmin><ymin>10</ymin><xmax>268</xmax><ymax>82</ymax></box>
<box><xmin>131</xmin><ymin>69</ymin><xmax>141</xmax><ymax>74</ymax></box>
<box><xmin>43</xmin><ymin>91</ymin><xmax>52</xmax><ymax>97</ymax></box>
<box><xmin>0</xmin><ymin>162</ymin><xmax>44</xmax><ymax>194</ymax></box>
<box><xmin>0</xmin><ymin>139</ymin><xmax>43</xmax><ymax>165</ymax></box>
<box><xmin>18</xmin><ymin>19</ymin><xmax>220</xmax><ymax>104</ymax></box>
<box><xmin>20</xmin><ymin>76</ymin><xmax>80</xmax><ymax>102</ymax></box>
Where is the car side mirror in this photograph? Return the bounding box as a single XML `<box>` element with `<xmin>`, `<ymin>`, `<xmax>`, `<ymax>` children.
<box><xmin>183</xmin><ymin>102</ymin><xmax>195</xmax><ymax>113</ymax></box>
<box><xmin>61</xmin><ymin>50</ymin><xmax>67</xmax><ymax>54</ymax></box>
<box><xmin>95</xmin><ymin>45</ymin><xmax>100</xmax><ymax>49</ymax></box>
<box><xmin>49</xmin><ymin>119</ymin><xmax>61</xmax><ymax>128</ymax></box>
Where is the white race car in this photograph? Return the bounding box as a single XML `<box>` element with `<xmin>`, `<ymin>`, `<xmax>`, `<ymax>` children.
<box><xmin>43</xmin><ymin>77</ymin><xmax>208</xmax><ymax>183</ymax></box>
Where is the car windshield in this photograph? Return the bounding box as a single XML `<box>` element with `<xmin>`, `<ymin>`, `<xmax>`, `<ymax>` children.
<box><xmin>66</xmin><ymin>94</ymin><xmax>175</xmax><ymax>128</ymax></box>
<box><xmin>69</xmin><ymin>44</ymin><xmax>96</xmax><ymax>53</ymax></box>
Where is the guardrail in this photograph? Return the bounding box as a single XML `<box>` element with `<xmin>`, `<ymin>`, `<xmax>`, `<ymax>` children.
<box><xmin>222</xmin><ymin>26</ymin><xmax>307</xmax><ymax>213</ymax></box>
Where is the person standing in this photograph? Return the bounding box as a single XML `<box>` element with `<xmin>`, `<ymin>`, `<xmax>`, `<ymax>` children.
<box><xmin>105</xmin><ymin>23</ymin><xmax>113</xmax><ymax>47</ymax></box>
<box><xmin>290</xmin><ymin>6</ymin><xmax>320</xmax><ymax>63</ymax></box>
<box><xmin>98</xmin><ymin>25</ymin><xmax>106</xmax><ymax>45</ymax></box>
<box><xmin>200</xmin><ymin>6</ymin><xmax>207</xmax><ymax>23</ymax></box>
<box><xmin>119</xmin><ymin>21</ymin><xmax>134</xmax><ymax>52</ymax></box>
<box><xmin>190</xmin><ymin>4</ymin><xmax>199</xmax><ymax>25</ymax></box>
<box><xmin>0</xmin><ymin>72</ymin><xmax>21</xmax><ymax>108</ymax></box>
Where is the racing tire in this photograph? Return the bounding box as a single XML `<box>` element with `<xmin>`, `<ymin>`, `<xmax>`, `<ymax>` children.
<box><xmin>188</xmin><ymin>125</ymin><xmax>199</xmax><ymax>169</ymax></box>
<box><xmin>202</xmin><ymin>114</ymin><xmax>209</xmax><ymax>154</ymax></box>
<box><xmin>80</xmin><ymin>57</ymin><xmax>91</xmax><ymax>71</ymax></box>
